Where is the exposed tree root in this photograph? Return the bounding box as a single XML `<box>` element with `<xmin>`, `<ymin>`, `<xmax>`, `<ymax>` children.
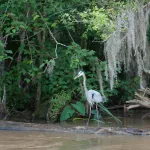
<box><xmin>141</xmin><ymin>113</ymin><xmax>150</xmax><ymax>120</ymax></box>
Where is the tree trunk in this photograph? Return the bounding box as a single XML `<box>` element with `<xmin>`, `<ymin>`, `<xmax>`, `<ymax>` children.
<box><xmin>1</xmin><ymin>84</ymin><xmax>6</xmax><ymax>118</ymax></box>
<box><xmin>35</xmin><ymin>29</ymin><xmax>46</xmax><ymax>112</ymax></box>
<box><xmin>0</xmin><ymin>36</ymin><xmax>6</xmax><ymax>118</ymax></box>
<box><xmin>35</xmin><ymin>82</ymin><xmax>42</xmax><ymax>111</ymax></box>
<box><xmin>17</xmin><ymin>31</ymin><xmax>25</xmax><ymax>88</ymax></box>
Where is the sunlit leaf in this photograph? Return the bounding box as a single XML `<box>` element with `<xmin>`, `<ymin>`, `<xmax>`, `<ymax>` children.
<box><xmin>33</xmin><ymin>14</ymin><xmax>40</xmax><ymax>20</ymax></box>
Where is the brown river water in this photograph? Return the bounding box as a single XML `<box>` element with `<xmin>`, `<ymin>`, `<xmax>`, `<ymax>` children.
<box><xmin>1</xmin><ymin>113</ymin><xmax>150</xmax><ymax>150</ymax></box>
<box><xmin>1</xmin><ymin>131</ymin><xmax>150</xmax><ymax>150</ymax></box>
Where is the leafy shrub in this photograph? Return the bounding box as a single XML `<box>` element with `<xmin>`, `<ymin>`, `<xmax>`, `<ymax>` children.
<box><xmin>46</xmin><ymin>90</ymin><xmax>71</xmax><ymax>122</ymax></box>
<box><xmin>116</xmin><ymin>77</ymin><xmax>140</xmax><ymax>102</ymax></box>
<box><xmin>103</xmin><ymin>77</ymin><xmax>140</xmax><ymax>105</ymax></box>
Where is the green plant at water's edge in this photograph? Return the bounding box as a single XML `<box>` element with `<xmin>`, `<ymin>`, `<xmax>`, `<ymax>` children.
<box><xmin>60</xmin><ymin>101</ymin><xmax>85</xmax><ymax>121</ymax></box>
<box><xmin>60</xmin><ymin>106</ymin><xmax>75</xmax><ymax>122</ymax></box>
<box><xmin>98</xmin><ymin>103</ymin><xmax>122</xmax><ymax>124</ymax></box>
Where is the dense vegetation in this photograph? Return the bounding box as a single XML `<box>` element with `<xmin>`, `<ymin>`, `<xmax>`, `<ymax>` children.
<box><xmin>0</xmin><ymin>0</ymin><xmax>149</xmax><ymax>122</ymax></box>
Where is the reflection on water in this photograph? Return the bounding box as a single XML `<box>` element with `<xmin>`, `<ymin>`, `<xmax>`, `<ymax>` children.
<box><xmin>0</xmin><ymin>131</ymin><xmax>150</xmax><ymax>150</ymax></box>
<box><xmin>69</xmin><ymin>113</ymin><xmax>150</xmax><ymax>130</ymax></box>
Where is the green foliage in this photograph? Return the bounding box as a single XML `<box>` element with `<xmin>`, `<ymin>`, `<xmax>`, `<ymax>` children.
<box><xmin>102</xmin><ymin>77</ymin><xmax>140</xmax><ymax>104</ymax></box>
<box><xmin>115</xmin><ymin>77</ymin><xmax>140</xmax><ymax>102</ymax></box>
<box><xmin>0</xmin><ymin>0</ymin><xmax>145</xmax><ymax>122</ymax></box>
<box><xmin>79</xmin><ymin>6</ymin><xmax>115</xmax><ymax>40</ymax></box>
<box><xmin>66</xmin><ymin>42</ymin><xmax>98</xmax><ymax>69</ymax></box>
<box><xmin>60</xmin><ymin>1</ymin><xmax>127</xmax><ymax>40</ymax></box>
<box><xmin>4</xmin><ymin>68</ymin><xmax>31</xmax><ymax>110</ymax></box>
<box><xmin>0</xmin><ymin>41</ymin><xmax>13</xmax><ymax>61</ymax></box>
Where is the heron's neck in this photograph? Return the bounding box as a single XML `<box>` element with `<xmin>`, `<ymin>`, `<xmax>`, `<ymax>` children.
<box><xmin>83</xmin><ymin>74</ymin><xmax>88</xmax><ymax>93</ymax></box>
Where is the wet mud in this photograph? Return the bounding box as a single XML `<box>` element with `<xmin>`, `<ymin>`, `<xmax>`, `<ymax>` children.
<box><xmin>0</xmin><ymin>120</ymin><xmax>150</xmax><ymax>135</ymax></box>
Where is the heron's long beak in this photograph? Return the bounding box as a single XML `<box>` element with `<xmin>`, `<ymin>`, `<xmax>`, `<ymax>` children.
<box><xmin>74</xmin><ymin>74</ymin><xmax>80</xmax><ymax>80</ymax></box>
<box><xmin>74</xmin><ymin>76</ymin><xmax>78</xmax><ymax>80</ymax></box>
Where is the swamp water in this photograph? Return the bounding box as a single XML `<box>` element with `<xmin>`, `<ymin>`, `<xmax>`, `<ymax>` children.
<box><xmin>1</xmin><ymin>113</ymin><xmax>150</xmax><ymax>150</ymax></box>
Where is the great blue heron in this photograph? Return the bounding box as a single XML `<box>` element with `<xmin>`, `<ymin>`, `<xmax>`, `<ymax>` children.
<box><xmin>74</xmin><ymin>71</ymin><xmax>104</xmax><ymax>127</ymax></box>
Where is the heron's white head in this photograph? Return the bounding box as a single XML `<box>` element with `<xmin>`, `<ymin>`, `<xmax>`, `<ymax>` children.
<box><xmin>74</xmin><ymin>71</ymin><xmax>85</xmax><ymax>79</ymax></box>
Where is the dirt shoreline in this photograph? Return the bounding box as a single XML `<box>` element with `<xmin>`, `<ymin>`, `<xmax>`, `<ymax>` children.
<box><xmin>0</xmin><ymin>120</ymin><xmax>150</xmax><ymax>135</ymax></box>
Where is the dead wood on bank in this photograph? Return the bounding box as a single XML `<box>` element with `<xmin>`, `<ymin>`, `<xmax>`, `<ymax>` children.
<box><xmin>125</xmin><ymin>89</ymin><xmax>150</xmax><ymax>117</ymax></box>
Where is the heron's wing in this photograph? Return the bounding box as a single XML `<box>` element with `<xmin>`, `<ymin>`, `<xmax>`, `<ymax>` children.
<box><xmin>86</xmin><ymin>90</ymin><xmax>95</xmax><ymax>106</ymax></box>
<box><xmin>88</xmin><ymin>90</ymin><xmax>103</xmax><ymax>103</ymax></box>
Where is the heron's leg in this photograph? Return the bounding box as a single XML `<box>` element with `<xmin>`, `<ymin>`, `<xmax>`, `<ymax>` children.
<box><xmin>86</xmin><ymin>105</ymin><xmax>91</xmax><ymax>127</ymax></box>
<box><xmin>96</xmin><ymin>104</ymin><xmax>100</xmax><ymax>128</ymax></box>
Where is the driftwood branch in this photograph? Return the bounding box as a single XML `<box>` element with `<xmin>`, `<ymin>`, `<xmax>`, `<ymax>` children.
<box><xmin>125</xmin><ymin>104</ymin><xmax>141</xmax><ymax>111</ymax></box>
<box><xmin>125</xmin><ymin>88</ymin><xmax>150</xmax><ymax>111</ymax></box>
<box><xmin>126</xmin><ymin>99</ymin><xmax>150</xmax><ymax>108</ymax></box>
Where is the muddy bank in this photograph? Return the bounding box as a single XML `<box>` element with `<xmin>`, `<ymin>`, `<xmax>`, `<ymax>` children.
<box><xmin>0</xmin><ymin>120</ymin><xmax>150</xmax><ymax>135</ymax></box>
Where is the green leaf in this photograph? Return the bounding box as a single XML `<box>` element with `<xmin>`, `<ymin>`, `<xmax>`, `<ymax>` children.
<box><xmin>6</xmin><ymin>56</ymin><xmax>13</xmax><ymax>60</ymax></box>
<box><xmin>12</xmin><ymin>29</ymin><xmax>16</xmax><ymax>33</ymax></box>
<box><xmin>60</xmin><ymin>106</ymin><xmax>75</xmax><ymax>121</ymax></box>
<box><xmin>98</xmin><ymin>103</ymin><xmax>122</xmax><ymax>124</ymax></box>
<box><xmin>51</xmin><ymin>22</ymin><xmax>57</xmax><ymax>28</ymax></box>
<box><xmin>25</xmin><ymin>78</ymin><xmax>30</xmax><ymax>83</ymax></box>
<box><xmin>71</xmin><ymin>101</ymin><xmax>85</xmax><ymax>116</ymax></box>
<box><xmin>5</xmin><ymin>50</ymin><xmax>13</xmax><ymax>54</ymax></box>
<box><xmin>33</xmin><ymin>14</ymin><xmax>40</xmax><ymax>20</ymax></box>
<box><xmin>40</xmin><ymin>63</ymin><xmax>45</xmax><ymax>68</ymax></box>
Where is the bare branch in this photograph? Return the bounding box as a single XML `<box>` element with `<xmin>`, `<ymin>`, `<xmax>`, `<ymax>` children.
<box><xmin>37</xmin><ymin>10</ymin><xmax>68</xmax><ymax>59</ymax></box>
<box><xmin>66</xmin><ymin>28</ymin><xmax>74</xmax><ymax>42</ymax></box>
